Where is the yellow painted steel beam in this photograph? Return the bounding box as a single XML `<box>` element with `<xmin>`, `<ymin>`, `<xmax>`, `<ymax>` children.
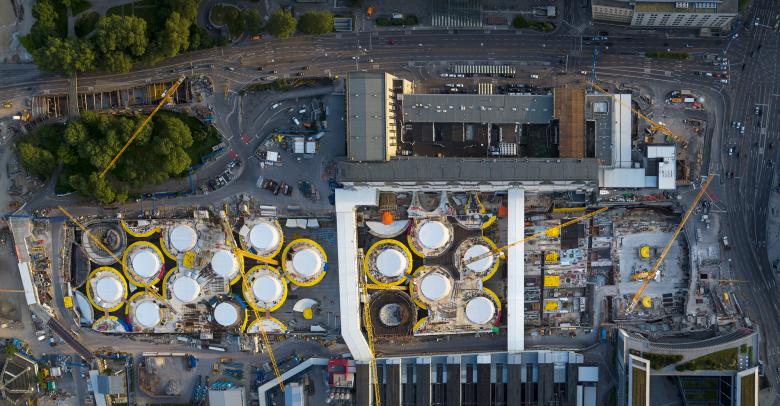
<box><xmin>588</xmin><ymin>81</ymin><xmax>681</xmax><ymax>142</ymax></box>
<box><xmin>627</xmin><ymin>175</ymin><xmax>715</xmax><ymax>312</ymax></box>
<box><xmin>464</xmin><ymin>207</ymin><xmax>609</xmax><ymax>266</ymax></box>
<box><xmin>100</xmin><ymin>77</ymin><xmax>185</xmax><ymax>177</ymax></box>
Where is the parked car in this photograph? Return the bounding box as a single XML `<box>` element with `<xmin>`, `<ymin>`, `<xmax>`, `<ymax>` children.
<box><xmin>262</xmin><ymin>178</ymin><xmax>279</xmax><ymax>194</ymax></box>
<box><xmin>280</xmin><ymin>182</ymin><xmax>292</xmax><ymax>196</ymax></box>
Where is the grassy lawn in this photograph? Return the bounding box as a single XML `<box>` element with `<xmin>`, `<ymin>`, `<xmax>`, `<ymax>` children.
<box><xmin>641</xmin><ymin>353</ymin><xmax>683</xmax><ymax>370</ymax></box>
<box><xmin>75</xmin><ymin>11</ymin><xmax>100</xmax><ymax>38</ymax></box>
<box><xmin>512</xmin><ymin>16</ymin><xmax>555</xmax><ymax>32</ymax></box>
<box><xmin>739</xmin><ymin>0</ymin><xmax>748</xmax><ymax>13</ymax></box>
<box><xmin>210</xmin><ymin>4</ymin><xmax>240</xmax><ymax>26</ymax></box>
<box><xmin>742</xmin><ymin>373</ymin><xmax>756</xmax><ymax>405</ymax></box>
<box><xmin>676</xmin><ymin>347</ymin><xmax>738</xmax><ymax>371</ymax></box>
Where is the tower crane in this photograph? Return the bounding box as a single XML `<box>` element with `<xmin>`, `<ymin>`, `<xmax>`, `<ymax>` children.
<box><xmin>588</xmin><ymin>81</ymin><xmax>682</xmax><ymax>143</ymax></box>
<box><xmin>627</xmin><ymin>175</ymin><xmax>714</xmax><ymax>312</ymax></box>
<box><xmin>58</xmin><ymin>206</ymin><xmax>179</xmax><ymax>314</ymax></box>
<box><xmin>100</xmin><ymin>77</ymin><xmax>186</xmax><ymax>178</ymax></box>
<box><xmin>463</xmin><ymin>207</ymin><xmax>609</xmax><ymax>266</ymax></box>
<box><xmin>362</xmin><ymin>207</ymin><xmax>610</xmax><ymax>404</ymax></box>
<box><xmin>360</xmin><ymin>260</ymin><xmax>382</xmax><ymax>406</ymax></box>
<box><xmin>219</xmin><ymin>209</ymin><xmax>285</xmax><ymax>392</ymax></box>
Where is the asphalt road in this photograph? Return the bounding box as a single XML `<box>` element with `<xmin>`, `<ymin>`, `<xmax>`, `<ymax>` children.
<box><xmin>711</xmin><ymin>0</ymin><xmax>780</xmax><ymax>401</ymax></box>
<box><xmin>0</xmin><ymin>29</ymin><xmax>733</xmax><ymax>98</ymax></box>
<box><xmin>7</xmin><ymin>11</ymin><xmax>780</xmax><ymax>401</ymax></box>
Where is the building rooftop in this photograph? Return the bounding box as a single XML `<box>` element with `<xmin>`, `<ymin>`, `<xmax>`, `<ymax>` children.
<box><xmin>400</xmin><ymin>94</ymin><xmax>554</xmax><ymax>124</ymax></box>
<box><xmin>592</xmin><ymin>0</ymin><xmax>737</xmax><ymax>14</ymax></box>
<box><xmin>346</xmin><ymin>72</ymin><xmax>389</xmax><ymax>161</ymax></box>
<box><xmin>209</xmin><ymin>387</ymin><xmax>246</xmax><ymax>406</ymax></box>
<box><xmin>337</xmin><ymin>157</ymin><xmax>599</xmax><ymax>183</ymax></box>
<box><xmin>555</xmin><ymin>87</ymin><xmax>586</xmax><ymax>158</ymax></box>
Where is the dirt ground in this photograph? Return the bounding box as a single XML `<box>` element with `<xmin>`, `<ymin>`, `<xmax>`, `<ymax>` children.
<box><xmin>0</xmin><ymin>0</ymin><xmax>34</xmax><ymax>63</ymax></box>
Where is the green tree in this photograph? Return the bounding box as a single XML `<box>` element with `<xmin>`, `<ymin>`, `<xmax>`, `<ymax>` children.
<box><xmin>32</xmin><ymin>0</ymin><xmax>58</xmax><ymax>29</ymax></box>
<box><xmin>188</xmin><ymin>26</ymin><xmax>215</xmax><ymax>50</ymax></box>
<box><xmin>89</xmin><ymin>172</ymin><xmax>118</xmax><ymax>204</ymax></box>
<box><xmin>32</xmin><ymin>37</ymin><xmax>96</xmax><ymax>74</ymax></box>
<box><xmin>297</xmin><ymin>11</ymin><xmax>334</xmax><ymax>35</ymax></box>
<box><xmin>151</xmin><ymin>115</ymin><xmax>193</xmax><ymax>175</ymax></box>
<box><xmin>102</xmin><ymin>51</ymin><xmax>133</xmax><ymax>73</ymax></box>
<box><xmin>21</xmin><ymin>0</ymin><xmax>59</xmax><ymax>51</ymax></box>
<box><xmin>56</xmin><ymin>144</ymin><xmax>79</xmax><ymax>166</ymax></box>
<box><xmin>266</xmin><ymin>9</ymin><xmax>296</xmax><ymax>38</ymax></box>
<box><xmin>94</xmin><ymin>15</ymin><xmax>148</xmax><ymax>57</ymax></box>
<box><xmin>219</xmin><ymin>7</ymin><xmax>244</xmax><ymax>37</ymax></box>
<box><xmin>17</xmin><ymin>143</ymin><xmax>56</xmax><ymax>180</ymax></box>
<box><xmin>243</xmin><ymin>9</ymin><xmax>263</xmax><ymax>34</ymax></box>
<box><xmin>157</xmin><ymin>12</ymin><xmax>191</xmax><ymax>58</ymax></box>
<box><xmin>167</xmin><ymin>0</ymin><xmax>198</xmax><ymax>22</ymax></box>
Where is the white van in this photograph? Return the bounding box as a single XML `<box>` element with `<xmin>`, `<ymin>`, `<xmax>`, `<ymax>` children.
<box><xmin>292</xmin><ymin>117</ymin><xmax>301</xmax><ymax>126</ymax></box>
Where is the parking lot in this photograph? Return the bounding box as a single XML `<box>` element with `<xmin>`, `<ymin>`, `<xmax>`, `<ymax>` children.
<box><xmin>247</xmin><ymin>94</ymin><xmax>346</xmax><ymax>215</ymax></box>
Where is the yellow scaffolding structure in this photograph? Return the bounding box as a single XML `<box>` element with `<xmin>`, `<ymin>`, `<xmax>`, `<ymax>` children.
<box><xmin>627</xmin><ymin>175</ymin><xmax>714</xmax><ymax>312</ymax></box>
<box><xmin>220</xmin><ymin>209</ymin><xmax>285</xmax><ymax>392</ymax></box>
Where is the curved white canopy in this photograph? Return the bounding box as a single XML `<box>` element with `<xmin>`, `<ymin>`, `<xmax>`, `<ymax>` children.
<box><xmin>291</xmin><ymin>248</ymin><xmax>323</xmax><ymax>277</ymax></box>
<box><xmin>418</xmin><ymin>221</ymin><xmax>450</xmax><ymax>250</ymax></box>
<box><xmin>211</xmin><ymin>250</ymin><xmax>238</xmax><ymax>280</ymax></box>
<box><xmin>419</xmin><ymin>272</ymin><xmax>452</xmax><ymax>301</ymax></box>
<box><xmin>135</xmin><ymin>301</ymin><xmax>161</xmax><ymax>328</ymax></box>
<box><xmin>131</xmin><ymin>249</ymin><xmax>161</xmax><ymax>278</ymax></box>
<box><xmin>95</xmin><ymin>276</ymin><xmax>123</xmax><ymax>303</ymax></box>
<box><xmin>375</xmin><ymin>248</ymin><xmax>407</xmax><ymax>278</ymax></box>
<box><xmin>464</xmin><ymin>244</ymin><xmax>494</xmax><ymax>273</ymax></box>
<box><xmin>169</xmin><ymin>225</ymin><xmax>197</xmax><ymax>252</ymax></box>
<box><xmin>172</xmin><ymin>276</ymin><xmax>201</xmax><ymax>303</ymax></box>
<box><xmin>214</xmin><ymin>302</ymin><xmax>239</xmax><ymax>326</ymax></box>
<box><xmin>465</xmin><ymin>296</ymin><xmax>495</xmax><ymax>325</ymax></box>
<box><xmin>249</xmin><ymin>222</ymin><xmax>280</xmax><ymax>252</ymax></box>
<box><xmin>252</xmin><ymin>275</ymin><xmax>283</xmax><ymax>303</ymax></box>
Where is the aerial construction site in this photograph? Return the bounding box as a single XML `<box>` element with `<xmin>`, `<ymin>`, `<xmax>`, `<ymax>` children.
<box><xmin>63</xmin><ymin>207</ymin><xmax>339</xmax><ymax>346</ymax></box>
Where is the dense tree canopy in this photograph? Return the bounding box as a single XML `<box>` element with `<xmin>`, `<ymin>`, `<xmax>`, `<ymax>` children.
<box><xmin>243</xmin><ymin>9</ymin><xmax>263</xmax><ymax>34</ymax></box>
<box><xmin>17</xmin><ymin>111</ymin><xmax>218</xmax><ymax>205</ymax></box>
<box><xmin>267</xmin><ymin>10</ymin><xmax>296</xmax><ymax>38</ymax></box>
<box><xmin>22</xmin><ymin>0</ymin><xmax>216</xmax><ymax>74</ymax></box>
<box><xmin>297</xmin><ymin>11</ymin><xmax>334</xmax><ymax>35</ymax></box>
<box><xmin>32</xmin><ymin>38</ymin><xmax>96</xmax><ymax>74</ymax></box>
<box><xmin>157</xmin><ymin>12</ymin><xmax>191</xmax><ymax>58</ymax></box>
<box><xmin>17</xmin><ymin>143</ymin><xmax>56</xmax><ymax>180</ymax></box>
<box><xmin>94</xmin><ymin>15</ymin><xmax>148</xmax><ymax>57</ymax></box>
